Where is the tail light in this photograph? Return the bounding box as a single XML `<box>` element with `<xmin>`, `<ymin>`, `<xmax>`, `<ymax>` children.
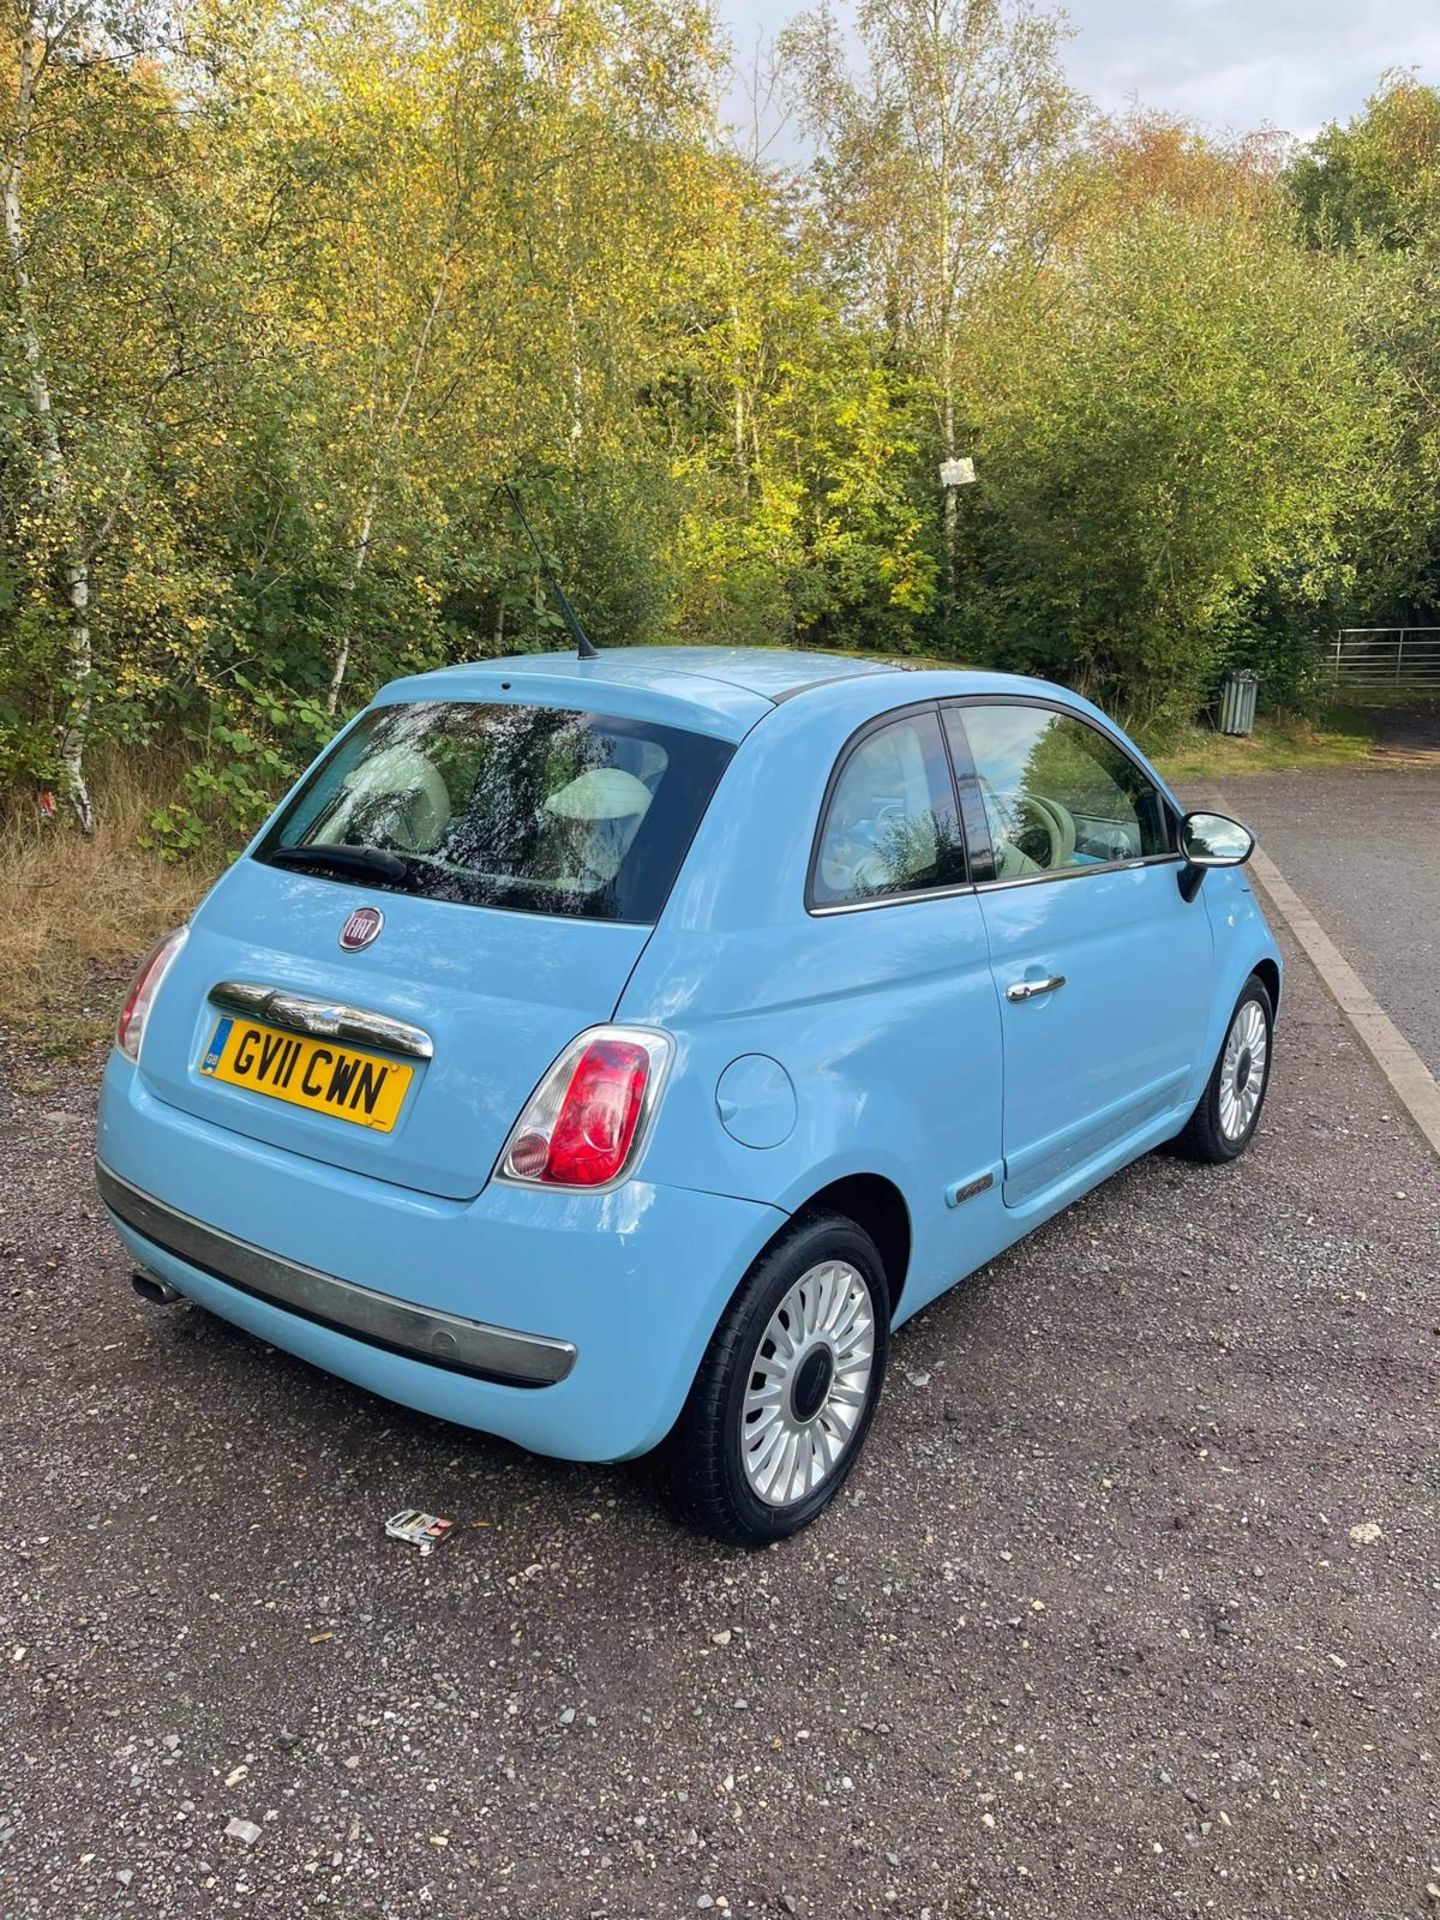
<box><xmin>498</xmin><ymin>1026</ymin><xmax>671</xmax><ymax>1189</ymax></box>
<box><xmin>116</xmin><ymin>926</ymin><xmax>188</xmax><ymax>1063</ymax></box>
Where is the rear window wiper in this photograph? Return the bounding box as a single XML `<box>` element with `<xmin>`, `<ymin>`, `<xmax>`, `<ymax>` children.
<box><xmin>266</xmin><ymin>843</ymin><xmax>410</xmax><ymax>884</ymax></box>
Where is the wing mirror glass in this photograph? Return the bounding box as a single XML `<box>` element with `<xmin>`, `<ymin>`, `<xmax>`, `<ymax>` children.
<box><xmin>1180</xmin><ymin>810</ymin><xmax>1255</xmax><ymax>868</ymax></box>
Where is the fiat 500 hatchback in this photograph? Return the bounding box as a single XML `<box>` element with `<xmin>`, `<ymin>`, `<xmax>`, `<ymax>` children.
<box><xmin>97</xmin><ymin>648</ymin><xmax>1279</xmax><ymax>1543</ymax></box>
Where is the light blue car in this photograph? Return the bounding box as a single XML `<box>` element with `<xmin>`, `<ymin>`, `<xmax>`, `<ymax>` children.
<box><xmin>97</xmin><ymin>647</ymin><xmax>1279</xmax><ymax>1543</ymax></box>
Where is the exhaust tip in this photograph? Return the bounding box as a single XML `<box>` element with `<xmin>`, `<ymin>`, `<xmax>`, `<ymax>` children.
<box><xmin>132</xmin><ymin>1269</ymin><xmax>182</xmax><ymax>1307</ymax></box>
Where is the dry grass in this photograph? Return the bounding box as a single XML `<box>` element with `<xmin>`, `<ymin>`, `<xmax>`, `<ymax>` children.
<box><xmin>0</xmin><ymin>754</ymin><xmax>214</xmax><ymax>1052</ymax></box>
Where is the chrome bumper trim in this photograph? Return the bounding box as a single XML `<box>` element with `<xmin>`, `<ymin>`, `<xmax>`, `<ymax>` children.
<box><xmin>95</xmin><ymin>1161</ymin><xmax>576</xmax><ymax>1388</ymax></box>
<box><xmin>210</xmin><ymin>981</ymin><xmax>433</xmax><ymax>1061</ymax></box>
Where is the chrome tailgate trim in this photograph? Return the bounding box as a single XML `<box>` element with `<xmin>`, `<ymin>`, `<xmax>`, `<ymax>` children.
<box><xmin>210</xmin><ymin>982</ymin><xmax>434</xmax><ymax>1061</ymax></box>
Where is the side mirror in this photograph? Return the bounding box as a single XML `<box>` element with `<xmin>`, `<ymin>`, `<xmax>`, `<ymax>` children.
<box><xmin>1178</xmin><ymin>810</ymin><xmax>1254</xmax><ymax>900</ymax></box>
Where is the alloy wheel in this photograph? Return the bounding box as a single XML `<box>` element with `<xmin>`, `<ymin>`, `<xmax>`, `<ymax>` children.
<box><xmin>1219</xmin><ymin>998</ymin><xmax>1269</xmax><ymax>1142</ymax></box>
<box><xmin>739</xmin><ymin>1260</ymin><xmax>876</xmax><ymax>1508</ymax></box>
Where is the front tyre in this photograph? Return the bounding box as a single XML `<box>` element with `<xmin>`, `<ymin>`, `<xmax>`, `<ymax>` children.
<box><xmin>1174</xmin><ymin>973</ymin><xmax>1274</xmax><ymax>1163</ymax></box>
<box><xmin>665</xmin><ymin>1214</ymin><xmax>890</xmax><ymax>1546</ymax></box>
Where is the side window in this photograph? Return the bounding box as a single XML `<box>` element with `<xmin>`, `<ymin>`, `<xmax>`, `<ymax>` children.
<box><xmin>951</xmin><ymin>704</ymin><xmax>1168</xmax><ymax>882</ymax></box>
<box><xmin>811</xmin><ymin>709</ymin><xmax>964</xmax><ymax>908</ymax></box>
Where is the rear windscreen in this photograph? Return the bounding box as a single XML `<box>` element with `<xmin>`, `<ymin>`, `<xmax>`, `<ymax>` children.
<box><xmin>255</xmin><ymin>700</ymin><xmax>735</xmax><ymax>923</ymax></box>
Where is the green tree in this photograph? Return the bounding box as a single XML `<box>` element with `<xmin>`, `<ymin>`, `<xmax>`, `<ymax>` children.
<box><xmin>780</xmin><ymin>0</ymin><xmax>1081</xmax><ymax>627</ymax></box>
<box><xmin>957</xmin><ymin>206</ymin><xmax>1385</xmax><ymax>724</ymax></box>
<box><xmin>1288</xmin><ymin>73</ymin><xmax>1440</xmax><ymax>254</ymax></box>
<box><xmin>1284</xmin><ymin>77</ymin><xmax>1440</xmax><ymax>633</ymax></box>
<box><xmin>662</xmin><ymin>158</ymin><xmax>936</xmax><ymax>650</ymax></box>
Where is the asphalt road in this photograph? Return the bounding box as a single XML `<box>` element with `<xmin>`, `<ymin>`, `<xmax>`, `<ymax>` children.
<box><xmin>1216</xmin><ymin>747</ymin><xmax>1440</xmax><ymax>1081</ymax></box>
<box><xmin>3</xmin><ymin>924</ymin><xmax>1439</xmax><ymax>1920</ymax></box>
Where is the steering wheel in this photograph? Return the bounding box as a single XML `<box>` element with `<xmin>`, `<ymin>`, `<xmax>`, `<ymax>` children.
<box><xmin>1010</xmin><ymin>794</ymin><xmax>1078</xmax><ymax>872</ymax></box>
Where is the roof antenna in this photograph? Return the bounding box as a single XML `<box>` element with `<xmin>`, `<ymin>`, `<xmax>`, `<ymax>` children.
<box><xmin>501</xmin><ymin>481</ymin><xmax>598</xmax><ymax>660</ymax></box>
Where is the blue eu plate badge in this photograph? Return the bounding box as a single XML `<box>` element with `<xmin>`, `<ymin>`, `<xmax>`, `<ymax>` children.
<box><xmin>200</xmin><ymin>1017</ymin><xmax>233</xmax><ymax>1075</ymax></box>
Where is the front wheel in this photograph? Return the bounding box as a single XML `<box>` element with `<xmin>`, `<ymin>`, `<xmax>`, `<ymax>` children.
<box><xmin>1173</xmin><ymin>973</ymin><xmax>1274</xmax><ymax>1163</ymax></box>
<box><xmin>664</xmin><ymin>1214</ymin><xmax>890</xmax><ymax>1546</ymax></box>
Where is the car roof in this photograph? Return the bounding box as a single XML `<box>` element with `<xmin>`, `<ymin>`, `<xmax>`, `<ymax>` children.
<box><xmin>484</xmin><ymin>646</ymin><xmax>901</xmax><ymax>700</ymax></box>
<box><xmin>376</xmin><ymin>646</ymin><xmax>1083</xmax><ymax>745</ymax></box>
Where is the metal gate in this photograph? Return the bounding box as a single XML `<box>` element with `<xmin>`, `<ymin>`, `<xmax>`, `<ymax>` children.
<box><xmin>1331</xmin><ymin>628</ymin><xmax>1440</xmax><ymax>688</ymax></box>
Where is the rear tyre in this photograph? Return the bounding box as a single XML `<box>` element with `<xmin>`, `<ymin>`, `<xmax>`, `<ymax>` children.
<box><xmin>665</xmin><ymin>1213</ymin><xmax>890</xmax><ymax>1546</ymax></box>
<box><xmin>1173</xmin><ymin>973</ymin><xmax>1274</xmax><ymax>1164</ymax></box>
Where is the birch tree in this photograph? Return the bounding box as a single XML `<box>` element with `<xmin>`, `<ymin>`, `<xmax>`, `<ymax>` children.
<box><xmin>0</xmin><ymin>0</ymin><xmax>234</xmax><ymax>826</ymax></box>
<box><xmin>780</xmin><ymin>0</ymin><xmax>1079</xmax><ymax>613</ymax></box>
<box><xmin>275</xmin><ymin>0</ymin><xmax>523</xmax><ymax>717</ymax></box>
<box><xmin>1</xmin><ymin>0</ymin><xmax>106</xmax><ymax>826</ymax></box>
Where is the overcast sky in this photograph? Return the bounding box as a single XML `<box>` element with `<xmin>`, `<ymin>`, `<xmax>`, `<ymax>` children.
<box><xmin>721</xmin><ymin>0</ymin><xmax>1440</xmax><ymax>147</ymax></box>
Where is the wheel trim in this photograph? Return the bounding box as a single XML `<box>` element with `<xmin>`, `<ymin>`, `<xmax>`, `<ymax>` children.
<box><xmin>1219</xmin><ymin>998</ymin><xmax>1269</xmax><ymax>1142</ymax></box>
<box><xmin>740</xmin><ymin>1259</ymin><xmax>876</xmax><ymax>1509</ymax></box>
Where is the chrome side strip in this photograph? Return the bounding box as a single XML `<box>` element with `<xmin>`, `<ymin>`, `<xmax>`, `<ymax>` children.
<box><xmin>806</xmin><ymin>853</ymin><xmax>1184</xmax><ymax>918</ymax></box>
<box><xmin>211</xmin><ymin>981</ymin><xmax>433</xmax><ymax>1060</ymax></box>
<box><xmin>975</xmin><ymin>852</ymin><xmax>1183</xmax><ymax>895</ymax></box>
<box><xmin>96</xmin><ymin>1162</ymin><xmax>576</xmax><ymax>1388</ymax></box>
<box><xmin>809</xmin><ymin>879</ymin><xmax>978</xmax><ymax>918</ymax></box>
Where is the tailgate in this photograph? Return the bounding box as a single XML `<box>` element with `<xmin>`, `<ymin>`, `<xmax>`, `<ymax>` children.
<box><xmin>135</xmin><ymin>858</ymin><xmax>650</xmax><ymax>1201</ymax></box>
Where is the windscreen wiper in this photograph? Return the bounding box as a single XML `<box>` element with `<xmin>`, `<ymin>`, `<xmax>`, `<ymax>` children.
<box><xmin>267</xmin><ymin>843</ymin><xmax>410</xmax><ymax>883</ymax></box>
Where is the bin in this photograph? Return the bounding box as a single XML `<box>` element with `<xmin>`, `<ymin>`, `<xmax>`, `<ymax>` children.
<box><xmin>1219</xmin><ymin>669</ymin><xmax>1259</xmax><ymax>736</ymax></box>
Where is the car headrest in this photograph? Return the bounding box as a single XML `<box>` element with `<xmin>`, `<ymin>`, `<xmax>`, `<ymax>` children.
<box><xmin>543</xmin><ymin>767</ymin><xmax>654</xmax><ymax>823</ymax></box>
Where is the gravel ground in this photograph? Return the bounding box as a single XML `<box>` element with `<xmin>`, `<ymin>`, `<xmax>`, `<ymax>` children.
<box><xmin>2</xmin><ymin>924</ymin><xmax>1438</xmax><ymax>1920</ymax></box>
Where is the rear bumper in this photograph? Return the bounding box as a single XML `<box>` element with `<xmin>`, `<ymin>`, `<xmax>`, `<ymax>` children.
<box><xmin>97</xmin><ymin>1162</ymin><xmax>576</xmax><ymax>1388</ymax></box>
<box><xmin>97</xmin><ymin>1053</ymin><xmax>785</xmax><ymax>1461</ymax></box>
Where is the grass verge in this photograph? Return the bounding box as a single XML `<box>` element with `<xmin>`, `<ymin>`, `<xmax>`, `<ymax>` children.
<box><xmin>0</xmin><ymin>756</ymin><xmax>214</xmax><ymax>1053</ymax></box>
<box><xmin>1152</xmin><ymin>704</ymin><xmax>1377</xmax><ymax>781</ymax></box>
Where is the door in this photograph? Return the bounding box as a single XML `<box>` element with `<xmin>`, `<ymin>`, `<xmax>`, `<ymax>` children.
<box><xmin>945</xmin><ymin>699</ymin><xmax>1214</xmax><ymax>1207</ymax></box>
<box><xmin>804</xmin><ymin>703</ymin><xmax>1003</xmax><ymax>1298</ymax></box>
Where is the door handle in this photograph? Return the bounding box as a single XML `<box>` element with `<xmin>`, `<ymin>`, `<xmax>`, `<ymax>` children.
<box><xmin>1006</xmin><ymin>974</ymin><xmax>1066</xmax><ymax>1002</ymax></box>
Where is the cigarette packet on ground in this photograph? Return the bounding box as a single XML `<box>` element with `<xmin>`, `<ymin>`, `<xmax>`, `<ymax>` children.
<box><xmin>384</xmin><ymin>1509</ymin><xmax>455</xmax><ymax>1555</ymax></box>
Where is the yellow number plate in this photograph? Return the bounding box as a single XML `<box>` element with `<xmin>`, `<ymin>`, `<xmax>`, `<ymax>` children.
<box><xmin>199</xmin><ymin>1015</ymin><xmax>413</xmax><ymax>1132</ymax></box>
